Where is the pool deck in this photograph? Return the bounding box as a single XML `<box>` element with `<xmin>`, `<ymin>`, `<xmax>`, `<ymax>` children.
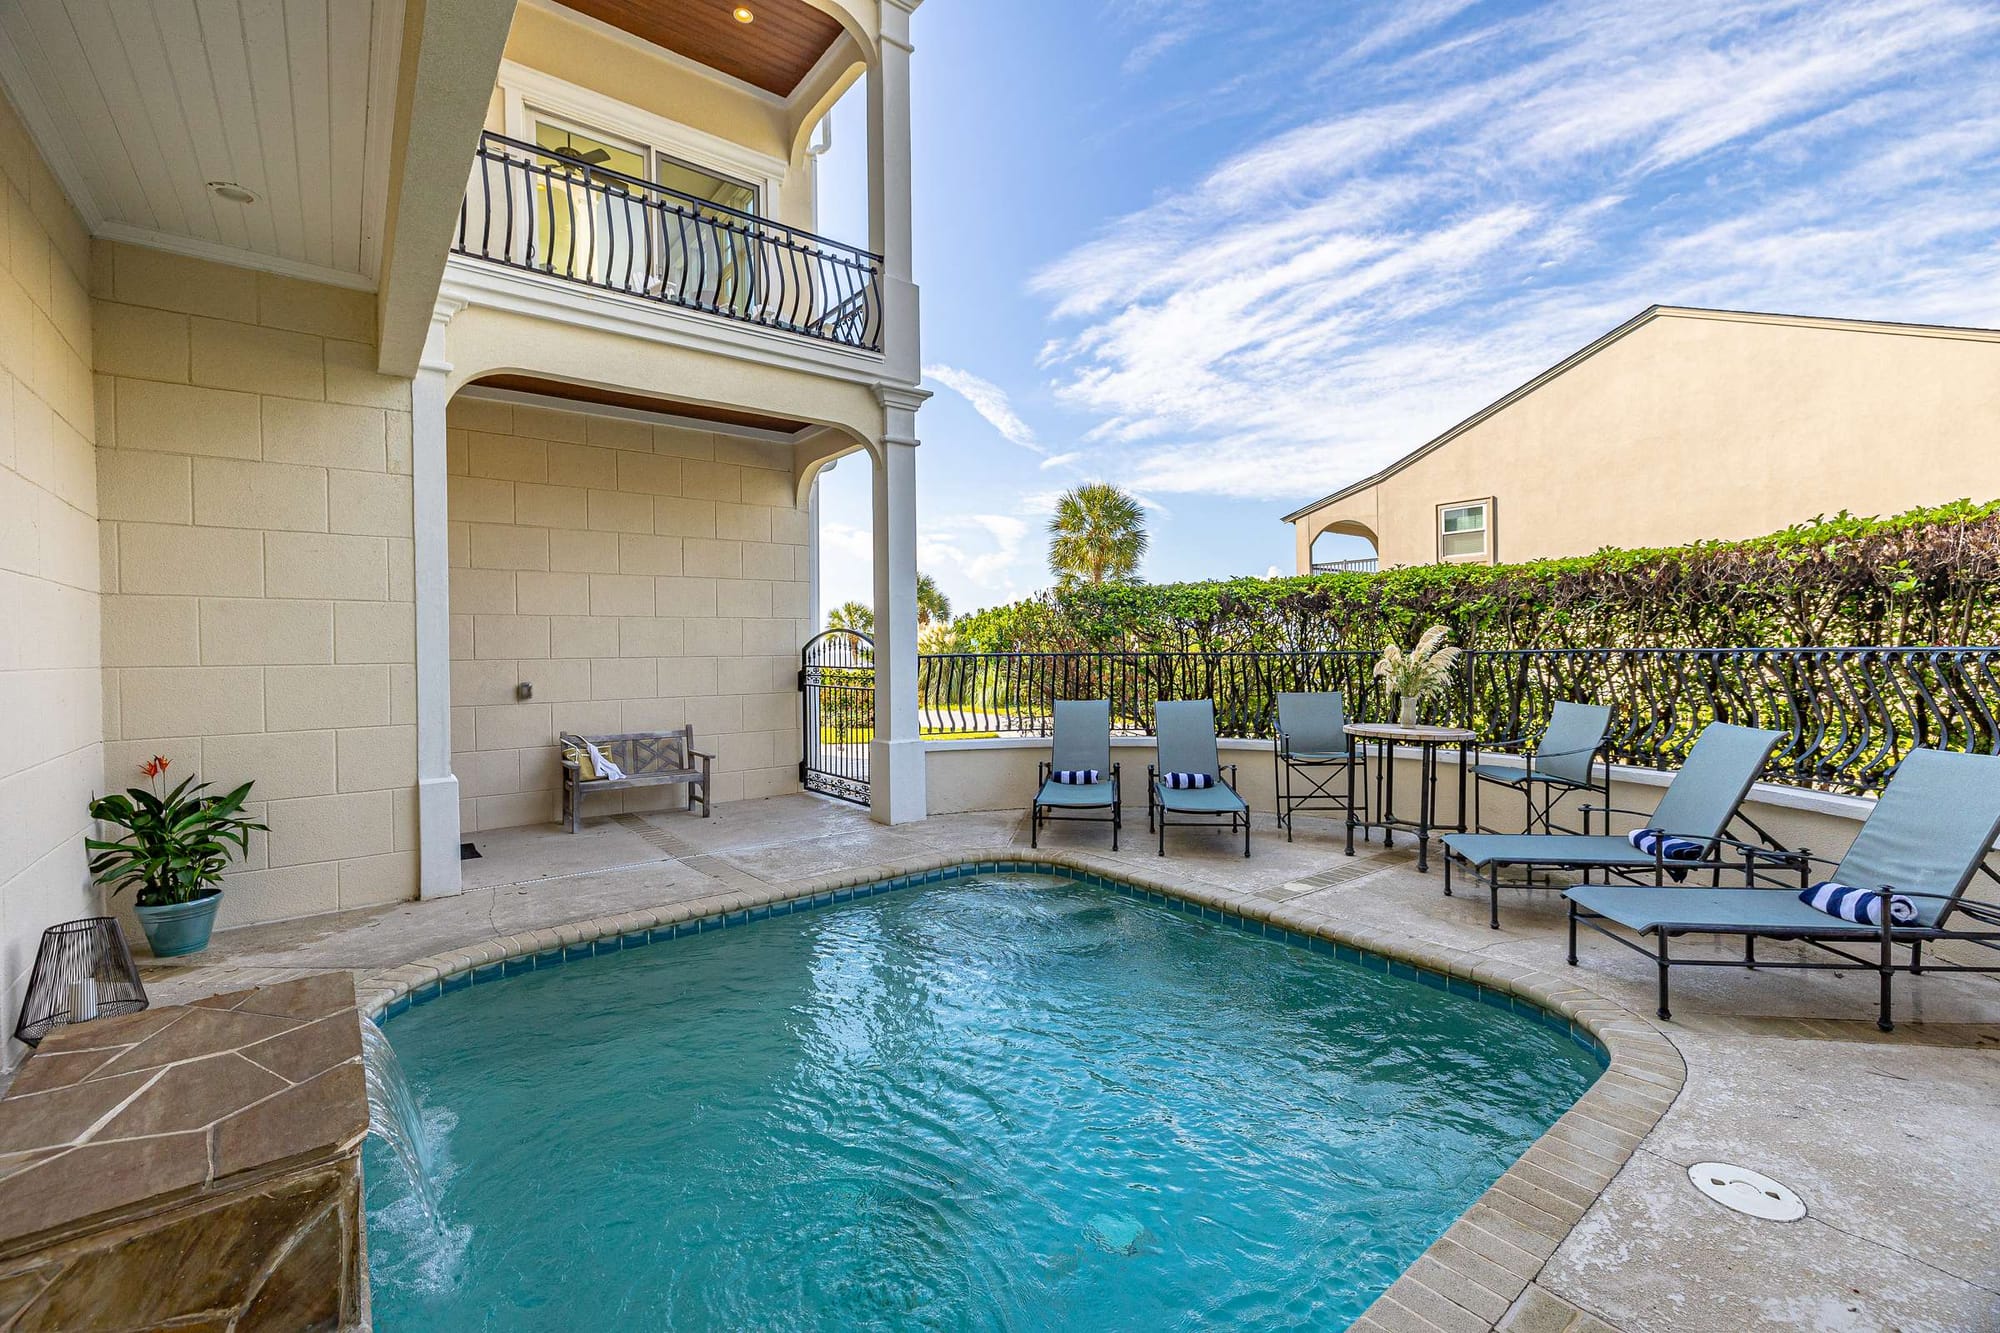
<box><xmin>139</xmin><ymin>796</ymin><xmax>2000</xmax><ymax>1333</ymax></box>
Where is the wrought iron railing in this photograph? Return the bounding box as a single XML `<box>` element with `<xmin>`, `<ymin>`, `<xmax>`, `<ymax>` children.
<box><xmin>1467</xmin><ymin>647</ymin><xmax>2000</xmax><ymax>795</ymax></box>
<box><xmin>908</xmin><ymin>646</ymin><xmax>2000</xmax><ymax>795</ymax></box>
<box><xmin>455</xmin><ymin>131</ymin><xmax>884</xmax><ymax>352</ymax></box>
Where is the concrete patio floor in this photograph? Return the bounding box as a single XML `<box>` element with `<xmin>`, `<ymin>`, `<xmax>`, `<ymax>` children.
<box><xmin>141</xmin><ymin>795</ymin><xmax>2000</xmax><ymax>1333</ymax></box>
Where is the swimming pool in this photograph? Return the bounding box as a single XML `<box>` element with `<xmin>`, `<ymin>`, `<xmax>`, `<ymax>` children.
<box><xmin>365</xmin><ymin>871</ymin><xmax>1603</xmax><ymax>1330</ymax></box>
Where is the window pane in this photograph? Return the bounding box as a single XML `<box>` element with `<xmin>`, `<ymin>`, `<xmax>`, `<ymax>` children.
<box><xmin>529</xmin><ymin>122</ymin><xmax>648</xmax><ymax>285</ymax></box>
<box><xmin>1441</xmin><ymin>529</ymin><xmax>1486</xmax><ymax>558</ymax></box>
<box><xmin>659</xmin><ymin>158</ymin><xmax>758</xmax><ymax>216</ymax></box>
<box><xmin>1442</xmin><ymin>504</ymin><xmax>1486</xmax><ymax>534</ymax></box>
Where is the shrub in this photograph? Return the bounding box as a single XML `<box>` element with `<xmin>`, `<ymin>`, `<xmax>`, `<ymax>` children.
<box><xmin>951</xmin><ymin>501</ymin><xmax>2000</xmax><ymax>654</ymax></box>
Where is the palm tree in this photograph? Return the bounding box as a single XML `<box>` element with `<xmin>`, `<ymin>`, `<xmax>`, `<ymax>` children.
<box><xmin>826</xmin><ymin>601</ymin><xmax>873</xmax><ymax>633</ymax></box>
<box><xmin>1048</xmin><ymin>482</ymin><xmax>1148</xmax><ymax>587</ymax></box>
<box><xmin>916</xmin><ymin>573</ymin><xmax>951</xmax><ymax>628</ymax></box>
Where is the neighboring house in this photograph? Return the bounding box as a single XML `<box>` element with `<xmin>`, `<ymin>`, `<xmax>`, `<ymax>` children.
<box><xmin>0</xmin><ymin>0</ymin><xmax>927</xmax><ymax>1060</ymax></box>
<box><xmin>1284</xmin><ymin>306</ymin><xmax>2000</xmax><ymax>573</ymax></box>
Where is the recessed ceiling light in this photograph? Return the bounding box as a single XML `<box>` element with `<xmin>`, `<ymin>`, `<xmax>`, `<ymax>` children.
<box><xmin>207</xmin><ymin>181</ymin><xmax>257</xmax><ymax>204</ymax></box>
<box><xmin>732</xmin><ymin>6</ymin><xmax>754</xmax><ymax>22</ymax></box>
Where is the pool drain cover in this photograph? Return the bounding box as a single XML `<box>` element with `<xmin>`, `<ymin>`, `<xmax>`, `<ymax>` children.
<box><xmin>1688</xmin><ymin>1162</ymin><xmax>1805</xmax><ymax>1221</ymax></box>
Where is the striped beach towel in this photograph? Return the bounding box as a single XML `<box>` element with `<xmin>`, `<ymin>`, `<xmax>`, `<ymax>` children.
<box><xmin>1160</xmin><ymin>772</ymin><xmax>1214</xmax><ymax>789</ymax></box>
<box><xmin>1800</xmin><ymin>881</ymin><xmax>1918</xmax><ymax>927</ymax></box>
<box><xmin>1051</xmin><ymin>769</ymin><xmax>1102</xmax><ymax>785</ymax></box>
<box><xmin>1626</xmin><ymin>828</ymin><xmax>1704</xmax><ymax>881</ymax></box>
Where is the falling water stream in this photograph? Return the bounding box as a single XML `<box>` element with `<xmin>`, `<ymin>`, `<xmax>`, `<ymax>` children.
<box><xmin>360</xmin><ymin>1016</ymin><xmax>443</xmax><ymax>1232</ymax></box>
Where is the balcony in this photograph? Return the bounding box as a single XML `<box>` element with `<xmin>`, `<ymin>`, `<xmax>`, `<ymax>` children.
<box><xmin>1311</xmin><ymin>556</ymin><xmax>1379</xmax><ymax>573</ymax></box>
<box><xmin>454</xmin><ymin>131</ymin><xmax>884</xmax><ymax>353</ymax></box>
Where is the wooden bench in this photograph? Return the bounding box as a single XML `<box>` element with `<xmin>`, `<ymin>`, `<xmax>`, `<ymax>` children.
<box><xmin>558</xmin><ymin>728</ymin><xmax>713</xmax><ymax>833</ymax></box>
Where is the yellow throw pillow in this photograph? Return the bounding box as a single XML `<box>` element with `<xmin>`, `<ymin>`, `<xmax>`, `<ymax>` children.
<box><xmin>564</xmin><ymin>744</ymin><xmax>603</xmax><ymax>781</ymax></box>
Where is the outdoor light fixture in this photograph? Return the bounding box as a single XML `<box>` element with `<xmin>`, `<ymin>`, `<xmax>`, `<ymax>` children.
<box><xmin>207</xmin><ymin>181</ymin><xmax>257</xmax><ymax>204</ymax></box>
<box><xmin>733</xmin><ymin>6</ymin><xmax>754</xmax><ymax>22</ymax></box>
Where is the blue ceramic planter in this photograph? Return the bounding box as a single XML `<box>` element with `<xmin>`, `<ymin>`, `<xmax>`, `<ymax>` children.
<box><xmin>133</xmin><ymin>891</ymin><xmax>222</xmax><ymax>958</ymax></box>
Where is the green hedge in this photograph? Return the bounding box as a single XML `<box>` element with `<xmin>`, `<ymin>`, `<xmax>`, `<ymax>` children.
<box><xmin>950</xmin><ymin>501</ymin><xmax>2000</xmax><ymax>654</ymax></box>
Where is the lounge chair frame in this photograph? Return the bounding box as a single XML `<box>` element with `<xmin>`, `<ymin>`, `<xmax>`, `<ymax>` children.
<box><xmin>1148</xmin><ymin>700</ymin><xmax>1251</xmax><ymax>858</ymax></box>
<box><xmin>1148</xmin><ymin>763</ymin><xmax>1249</xmax><ymax>857</ymax></box>
<box><xmin>1029</xmin><ymin>700</ymin><xmax>1122</xmax><ymax>850</ymax></box>
<box><xmin>1568</xmin><ymin>748</ymin><xmax>2000</xmax><ymax>1024</ymax></box>
<box><xmin>1030</xmin><ymin>761</ymin><xmax>1122</xmax><ymax>850</ymax></box>
<box><xmin>1442</xmin><ymin>724</ymin><xmax>1794</xmax><ymax>927</ymax></box>
<box><xmin>1271</xmin><ymin>692</ymin><xmax>1365</xmax><ymax>847</ymax></box>
<box><xmin>1568</xmin><ymin>861</ymin><xmax>2000</xmax><ymax>1033</ymax></box>
<box><xmin>1445</xmin><ymin>803</ymin><xmax>1801</xmax><ymax>929</ymax></box>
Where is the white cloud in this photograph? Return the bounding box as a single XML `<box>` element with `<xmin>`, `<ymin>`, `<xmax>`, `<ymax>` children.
<box><xmin>1039</xmin><ymin>451</ymin><xmax>1083</xmax><ymax>470</ymax></box>
<box><xmin>1030</xmin><ymin>0</ymin><xmax>2000</xmax><ymax>502</ymax></box>
<box><xmin>923</xmin><ymin>363</ymin><xmax>1044</xmax><ymax>454</ymax></box>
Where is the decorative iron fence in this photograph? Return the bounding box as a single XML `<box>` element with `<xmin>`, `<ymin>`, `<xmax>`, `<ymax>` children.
<box><xmin>1467</xmin><ymin>647</ymin><xmax>2000</xmax><ymax>795</ymax></box>
<box><xmin>800</xmin><ymin>630</ymin><xmax>874</xmax><ymax>804</ymax></box>
<box><xmin>455</xmin><ymin>131</ymin><xmax>884</xmax><ymax>352</ymax></box>
<box><xmin>906</xmin><ymin>646</ymin><xmax>2000</xmax><ymax>796</ymax></box>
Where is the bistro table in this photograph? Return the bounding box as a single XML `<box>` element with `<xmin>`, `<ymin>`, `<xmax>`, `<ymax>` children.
<box><xmin>1343</xmin><ymin>722</ymin><xmax>1477</xmax><ymax>872</ymax></box>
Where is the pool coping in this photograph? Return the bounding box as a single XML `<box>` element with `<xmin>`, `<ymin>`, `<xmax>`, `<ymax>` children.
<box><xmin>355</xmin><ymin>848</ymin><xmax>1685</xmax><ymax>1333</ymax></box>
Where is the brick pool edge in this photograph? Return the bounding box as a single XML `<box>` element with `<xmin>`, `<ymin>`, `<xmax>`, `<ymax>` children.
<box><xmin>357</xmin><ymin>848</ymin><xmax>1684</xmax><ymax>1333</ymax></box>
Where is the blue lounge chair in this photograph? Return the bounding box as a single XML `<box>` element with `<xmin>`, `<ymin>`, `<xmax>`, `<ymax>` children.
<box><xmin>1442</xmin><ymin>723</ymin><xmax>1791</xmax><ymax>928</ymax></box>
<box><xmin>1030</xmin><ymin>700</ymin><xmax>1121</xmax><ymax>849</ymax></box>
<box><xmin>1471</xmin><ymin>701</ymin><xmax>1612</xmax><ymax>835</ymax></box>
<box><xmin>1149</xmin><ymin>700</ymin><xmax>1250</xmax><ymax>857</ymax></box>
<box><xmin>1567</xmin><ymin>747</ymin><xmax>2000</xmax><ymax>1032</ymax></box>
<box><xmin>1272</xmin><ymin>692</ymin><xmax>1364</xmax><ymax>848</ymax></box>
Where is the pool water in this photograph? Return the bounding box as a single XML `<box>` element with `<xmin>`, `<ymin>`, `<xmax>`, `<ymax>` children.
<box><xmin>366</xmin><ymin>875</ymin><xmax>1601</xmax><ymax>1331</ymax></box>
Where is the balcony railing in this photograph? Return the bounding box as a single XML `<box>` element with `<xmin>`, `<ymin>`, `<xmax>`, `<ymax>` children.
<box><xmin>1311</xmin><ymin>557</ymin><xmax>1379</xmax><ymax>573</ymax></box>
<box><xmin>454</xmin><ymin>131</ymin><xmax>884</xmax><ymax>352</ymax></box>
<box><xmin>905</xmin><ymin>646</ymin><xmax>2000</xmax><ymax>796</ymax></box>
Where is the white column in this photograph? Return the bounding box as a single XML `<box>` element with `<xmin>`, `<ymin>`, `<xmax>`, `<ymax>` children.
<box><xmin>870</xmin><ymin>386</ymin><xmax>929</xmax><ymax>824</ymax></box>
<box><xmin>868</xmin><ymin>1</ymin><xmax>922</xmax><ymax>385</ymax></box>
<box><xmin>413</xmin><ymin>303</ymin><xmax>463</xmax><ymax>897</ymax></box>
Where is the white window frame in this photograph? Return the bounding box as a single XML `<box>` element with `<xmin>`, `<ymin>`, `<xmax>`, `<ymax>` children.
<box><xmin>1437</xmin><ymin>498</ymin><xmax>1493</xmax><ymax>563</ymax></box>
<box><xmin>497</xmin><ymin>60</ymin><xmax>785</xmax><ymax>214</ymax></box>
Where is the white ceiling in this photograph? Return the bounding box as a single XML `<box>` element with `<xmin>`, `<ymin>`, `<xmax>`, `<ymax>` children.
<box><xmin>0</xmin><ymin>0</ymin><xmax>405</xmax><ymax>290</ymax></box>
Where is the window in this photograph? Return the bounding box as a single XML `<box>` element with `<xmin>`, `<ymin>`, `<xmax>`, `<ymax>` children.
<box><xmin>526</xmin><ymin>111</ymin><xmax>762</xmax><ymax>308</ymax></box>
<box><xmin>1439</xmin><ymin>500</ymin><xmax>1491</xmax><ymax>561</ymax></box>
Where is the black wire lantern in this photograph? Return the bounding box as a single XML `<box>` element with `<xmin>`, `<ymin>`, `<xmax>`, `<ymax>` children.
<box><xmin>13</xmin><ymin>918</ymin><xmax>148</xmax><ymax>1049</ymax></box>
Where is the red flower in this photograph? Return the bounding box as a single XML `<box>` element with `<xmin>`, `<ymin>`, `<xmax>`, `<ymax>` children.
<box><xmin>141</xmin><ymin>756</ymin><xmax>170</xmax><ymax>779</ymax></box>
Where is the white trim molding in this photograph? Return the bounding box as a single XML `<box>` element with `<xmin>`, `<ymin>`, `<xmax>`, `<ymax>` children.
<box><xmin>439</xmin><ymin>254</ymin><xmax>890</xmax><ymax>386</ymax></box>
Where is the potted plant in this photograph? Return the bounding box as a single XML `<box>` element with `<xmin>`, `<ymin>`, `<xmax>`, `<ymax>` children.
<box><xmin>86</xmin><ymin>757</ymin><xmax>266</xmax><ymax>958</ymax></box>
<box><xmin>1373</xmin><ymin>625</ymin><xmax>1462</xmax><ymax>726</ymax></box>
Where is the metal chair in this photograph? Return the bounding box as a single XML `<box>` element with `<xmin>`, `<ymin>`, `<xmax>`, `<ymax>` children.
<box><xmin>1272</xmin><ymin>691</ymin><xmax>1364</xmax><ymax>843</ymax></box>
<box><xmin>1471</xmin><ymin>701</ymin><xmax>1612</xmax><ymax>835</ymax></box>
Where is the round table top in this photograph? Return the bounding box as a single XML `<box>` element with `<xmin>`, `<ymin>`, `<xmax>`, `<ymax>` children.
<box><xmin>1345</xmin><ymin>722</ymin><xmax>1478</xmax><ymax>743</ymax></box>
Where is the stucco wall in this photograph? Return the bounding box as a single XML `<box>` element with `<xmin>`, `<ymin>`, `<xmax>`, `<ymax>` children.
<box><xmin>0</xmin><ymin>91</ymin><xmax>100</xmax><ymax>1062</ymax></box>
<box><xmin>1294</xmin><ymin>311</ymin><xmax>2000</xmax><ymax>571</ymax></box>
<box><xmin>446</xmin><ymin>395</ymin><xmax>808</xmax><ymax>831</ymax></box>
<box><xmin>93</xmin><ymin>242</ymin><xmax>420</xmax><ymax>930</ymax></box>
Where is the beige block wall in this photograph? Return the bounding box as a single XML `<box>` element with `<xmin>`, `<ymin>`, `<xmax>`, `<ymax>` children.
<box><xmin>1295</xmin><ymin>312</ymin><xmax>2000</xmax><ymax>570</ymax></box>
<box><xmin>0</xmin><ymin>91</ymin><xmax>100</xmax><ymax>1060</ymax></box>
<box><xmin>93</xmin><ymin>242</ymin><xmax>419</xmax><ymax>929</ymax></box>
<box><xmin>445</xmin><ymin>396</ymin><xmax>808</xmax><ymax>832</ymax></box>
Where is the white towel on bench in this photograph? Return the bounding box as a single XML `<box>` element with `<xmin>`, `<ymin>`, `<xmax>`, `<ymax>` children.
<box><xmin>584</xmin><ymin>739</ymin><xmax>625</xmax><ymax>782</ymax></box>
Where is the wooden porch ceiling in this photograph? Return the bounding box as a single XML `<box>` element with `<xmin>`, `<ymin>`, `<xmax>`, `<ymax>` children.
<box><xmin>556</xmin><ymin>0</ymin><xmax>847</xmax><ymax>96</ymax></box>
<box><xmin>471</xmin><ymin>374</ymin><xmax>812</xmax><ymax>435</ymax></box>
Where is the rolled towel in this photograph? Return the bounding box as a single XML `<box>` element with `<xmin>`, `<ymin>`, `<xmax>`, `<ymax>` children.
<box><xmin>1626</xmin><ymin>827</ymin><xmax>1705</xmax><ymax>881</ymax></box>
<box><xmin>1051</xmin><ymin>769</ymin><xmax>1102</xmax><ymax>784</ymax></box>
<box><xmin>1800</xmin><ymin>881</ymin><xmax>1918</xmax><ymax>927</ymax></box>
<box><xmin>1160</xmin><ymin>772</ymin><xmax>1214</xmax><ymax>789</ymax></box>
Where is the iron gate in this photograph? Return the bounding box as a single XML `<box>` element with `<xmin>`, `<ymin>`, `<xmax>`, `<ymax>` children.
<box><xmin>799</xmin><ymin>629</ymin><xmax>874</xmax><ymax>804</ymax></box>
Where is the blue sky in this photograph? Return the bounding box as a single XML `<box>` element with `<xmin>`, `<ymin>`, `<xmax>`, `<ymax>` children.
<box><xmin>812</xmin><ymin>0</ymin><xmax>2000</xmax><ymax>621</ymax></box>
